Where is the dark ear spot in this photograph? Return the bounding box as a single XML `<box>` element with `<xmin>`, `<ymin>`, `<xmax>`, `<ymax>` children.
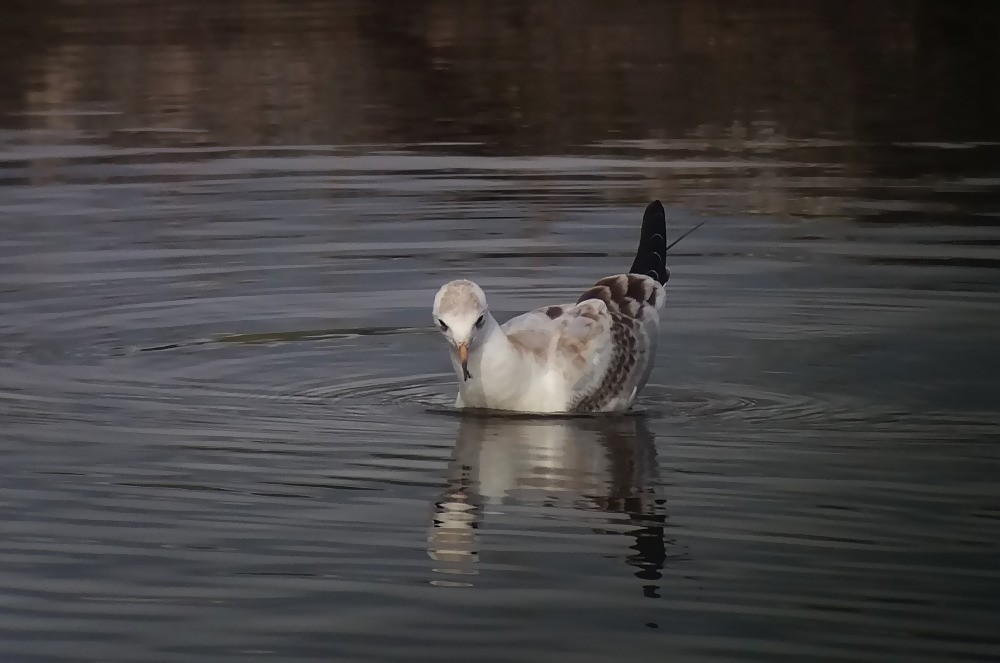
<box><xmin>545</xmin><ymin>306</ymin><xmax>563</xmax><ymax>319</ymax></box>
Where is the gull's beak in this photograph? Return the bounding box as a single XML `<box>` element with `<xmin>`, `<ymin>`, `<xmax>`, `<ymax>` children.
<box><xmin>457</xmin><ymin>342</ymin><xmax>472</xmax><ymax>381</ymax></box>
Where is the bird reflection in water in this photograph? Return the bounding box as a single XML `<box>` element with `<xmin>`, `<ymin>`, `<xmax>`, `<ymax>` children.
<box><xmin>429</xmin><ymin>413</ymin><xmax>670</xmax><ymax>597</ymax></box>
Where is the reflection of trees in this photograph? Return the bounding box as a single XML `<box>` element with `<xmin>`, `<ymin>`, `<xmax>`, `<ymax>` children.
<box><xmin>2</xmin><ymin>1</ymin><xmax>996</xmax><ymax>147</ymax></box>
<box><xmin>0</xmin><ymin>0</ymin><xmax>60</xmax><ymax>121</ymax></box>
<box><xmin>1</xmin><ymin>1</ymin><xmax>996</xmax><ymax>217</ymax></box>
<box><xmin>429</xmin><ymin>414</ymin><xmax>670</xmax><ymax>597</ymax></box>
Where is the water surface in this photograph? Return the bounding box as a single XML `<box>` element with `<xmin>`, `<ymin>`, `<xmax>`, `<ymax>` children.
<box><xmin>1</xmin><ymin>2</ymin><xmax>999</xmax><ymax>662</ymax></box>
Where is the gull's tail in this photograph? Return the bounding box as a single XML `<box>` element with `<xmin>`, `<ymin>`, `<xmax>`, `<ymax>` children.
<box><xmin>629</xmin><ymin>200</ymin><xmax>669</xmax><ymax>285</ymax></box>
<box><xmin>629</xmin><ymin>200</ymin><xmax>707</xmax><ymax>285</ymax></box>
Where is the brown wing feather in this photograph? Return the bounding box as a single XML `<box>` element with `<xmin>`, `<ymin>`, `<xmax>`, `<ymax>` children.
<box><xmin>579</xmin><ymin>274</ymin><xmax>662</xmax><ymax>317</ymax></box>
<box><xmin>573</xmin><ymin>273</ymin><xmax>664</xmax><ymax>412</ymax></box>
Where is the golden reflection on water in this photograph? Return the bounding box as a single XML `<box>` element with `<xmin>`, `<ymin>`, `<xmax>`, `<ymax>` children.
<box><xmin>3</xmin><ymin>2</ymin><xmax>995</xmax><ymax>147</ymax></box>
<box><xmin>2</xmin><ymin>1</ymin><xmax>998</xmax><ymax>221</ymax></box>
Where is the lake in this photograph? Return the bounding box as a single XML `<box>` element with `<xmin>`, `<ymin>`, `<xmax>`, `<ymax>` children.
<box><xmin>1</xmin><ymin>1</ymin><xmax>998</xmax><ymax>661</ymax></box>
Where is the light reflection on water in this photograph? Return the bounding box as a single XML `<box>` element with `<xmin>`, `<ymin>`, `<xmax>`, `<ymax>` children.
<box><xmin>430</xmin><ymin>415</ymin><xmax>667</xmax><ymax>595</ymax></box>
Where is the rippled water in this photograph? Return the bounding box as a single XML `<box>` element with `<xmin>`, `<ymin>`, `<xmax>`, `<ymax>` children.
<box><xmin>2</xmin><ymin>2</ymin><xmax>1000</xmax><ymax>662</ymax></box>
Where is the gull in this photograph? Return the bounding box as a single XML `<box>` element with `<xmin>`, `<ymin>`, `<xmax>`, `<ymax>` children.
<box><xmin>433</xmin><ymin>200</ymin><xmax>692</xmax><ymax>414</ymax></box>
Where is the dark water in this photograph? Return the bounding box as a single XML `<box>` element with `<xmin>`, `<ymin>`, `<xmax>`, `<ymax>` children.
<box><xmin>2</xmin><ymin>2</ymin><xmax>999</xmax><ymax>661</ymax></box>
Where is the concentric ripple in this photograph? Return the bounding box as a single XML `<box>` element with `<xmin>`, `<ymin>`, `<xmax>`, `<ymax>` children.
<box><xmin>3</xmin><ymin>104</ymin><xmax>1000</xmax><ymax>663</ymax></box>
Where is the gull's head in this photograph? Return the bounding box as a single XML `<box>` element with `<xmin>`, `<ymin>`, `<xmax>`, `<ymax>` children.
<box><xmin>433</xmin><ymin>279</ymin><xmax>489</xmax><ymax>381</ymax></box>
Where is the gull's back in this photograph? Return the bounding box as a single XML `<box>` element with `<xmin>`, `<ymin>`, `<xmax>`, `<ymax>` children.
<box><xmin>499</xmin><ymin>201</ymin><xmax>670</xmax><ymax>413</ymax></box>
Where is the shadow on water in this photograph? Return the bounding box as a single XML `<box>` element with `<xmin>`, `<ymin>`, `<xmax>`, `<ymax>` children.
<box><xmin>430</xmin><ymin>414</ymin><xmax>672</xmax><ymax>597</ymax></box>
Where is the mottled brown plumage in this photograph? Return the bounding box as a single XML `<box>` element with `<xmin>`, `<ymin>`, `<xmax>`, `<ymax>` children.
<box><xmin>567</xmin><ymin>273</ymin><xmax>663</xmax><ymax>412</ymax></box>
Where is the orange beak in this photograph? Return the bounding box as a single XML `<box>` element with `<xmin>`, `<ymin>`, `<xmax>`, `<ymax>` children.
<box><xmin>457</xmin><ymin>342</ymin><xmax>472</xmax><ymax>381</ymax></box>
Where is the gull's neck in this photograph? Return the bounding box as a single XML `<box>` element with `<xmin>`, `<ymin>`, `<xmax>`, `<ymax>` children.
<box><xmin>456</xmin><ymin>314</ymin><xmax>527</xmax><ymax>408</ymax></box>
<box><xmin>466</xmin><ymin>313</ymin><xmax>512</xmax><ymax>375</ymax></box>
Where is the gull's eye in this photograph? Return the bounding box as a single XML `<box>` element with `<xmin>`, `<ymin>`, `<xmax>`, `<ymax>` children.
<box><xmin>438</xmin><ymin>319</ymin><xmax>449</xmax><ymax>332</ymax></box>
<box><xmin>475</xmin><ymin>314</ymin><xmax>485</xmax><ymax>329</ymax></box>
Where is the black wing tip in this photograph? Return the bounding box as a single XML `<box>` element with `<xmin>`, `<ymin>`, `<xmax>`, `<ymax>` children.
<box><xmin>642</xmin><ymin>200</ymin><xmax>665</xmax><ymax>233</ymax></box>
<box><xmin>641</xmin><ymin>200</ymin><xmax>666</xmax><ymax>240</ymax></box>
<box><xmin>630</xmin><ymin>199</ymin><xmax>669</xmax><ymax>285</ymax></box>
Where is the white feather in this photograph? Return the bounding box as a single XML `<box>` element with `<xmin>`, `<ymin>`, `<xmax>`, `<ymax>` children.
<box><xmin>434</xmin><ymin>273</ymin><xmax>664</xmax><ymax>413</ymax></box>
